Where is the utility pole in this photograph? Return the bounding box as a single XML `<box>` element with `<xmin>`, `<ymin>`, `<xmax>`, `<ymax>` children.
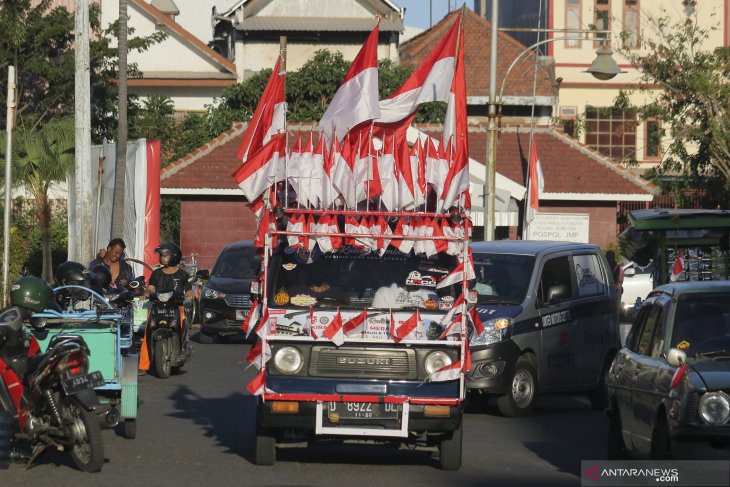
<box><xmin>3</xmin><ymin>66</ymin><xmax>16</xmax><ymax>303</ymax></box>
<box><xmin>485</xmin><ymin>0</ymin><xmax>499</xmax><ymax>241</ymax></box>
<box><xmin>111</xmin><ymin>0</ymin><xmax>128</xmax><ymax>240</ymax></box>
<box><xmin>74</xmin><ymin>0</ymin><xmax>94</xmax><ymax>265</ymax></box>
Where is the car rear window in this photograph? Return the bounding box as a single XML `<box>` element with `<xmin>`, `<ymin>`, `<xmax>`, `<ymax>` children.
<box><xmin>213</xmin><ymin>248</ymin><xmax>260</xmax><ymax>278</ymax></box>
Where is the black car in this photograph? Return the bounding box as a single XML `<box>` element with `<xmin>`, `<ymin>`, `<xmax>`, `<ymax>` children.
<box><xmin>199</xmin><ymin>240</ymin><xmax>261</xmax><ymax>343</ymax></box>
<box><xmin>607</xmin><ymin>281</ymin><xmax>730</xmax><ymax>459</ymax></box>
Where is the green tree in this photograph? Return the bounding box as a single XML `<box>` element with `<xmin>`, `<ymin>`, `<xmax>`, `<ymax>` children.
<box><xmin>613</xmin><ymin>6</ymin><xmax>730</xmax><ymax>207</ymax></box>
<box><xmin>1</xmin><ymin>118</ymin><xmax>74</xmax><ymax>281</ymax></box>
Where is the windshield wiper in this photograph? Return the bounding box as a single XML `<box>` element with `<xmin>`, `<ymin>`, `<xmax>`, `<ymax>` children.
<box><xmin>696</xmin><ymin>349</ymin><xmax>730</xmax><ymax>358</ymax></box>
<box><xmin>478</xmin><ymin>297</ymin><xmax>520</xmax><ymax>305</ymax></box>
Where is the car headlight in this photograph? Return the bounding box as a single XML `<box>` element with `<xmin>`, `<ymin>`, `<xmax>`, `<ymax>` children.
<box><xmin>203</xmin><ymin>287</ymin><xmax>225</xmax><ymax>299</ymax></box>
<box><xmin>273</xmin><ymin>346</ymin><xmax>303</xmax><ymax>375</ymax></box>
<box><xmin>425</xmin><ymin>351</ymin><xmax>453</xmax><ymax>375</ymax></box>
<box><xmin>698</xmin><ymin>391</ymin><xmax>730</xmax><ymax>425</ymax></box>
<box><xmin>470</xmin><ymin>317</ymin><xmax>511</xmax><ymax>346</ymax></box>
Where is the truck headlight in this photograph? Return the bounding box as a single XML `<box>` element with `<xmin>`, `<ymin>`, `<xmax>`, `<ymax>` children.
<box><xmin>203</xmin><ymin>287</ymin><xmax>225</xmax><ymax>299</ymax></box>
<box><xmin>273</xmin><ymin>346</ymin><xmax>303</xmax><ymax>375</ymax></box>
<box><xmin>425</xmin><ymin>351</ymin><xmax>453</xmax><ymax>375</ymax></box>
<box><xmin>470</xmin><ymin>318</ymin><xmax>511</xmax><ymax>346</ymax></box>
<box><xmin>699</xmin><ymin>391</ymin><xmax>730</xmax><ymax>425</ymax></box>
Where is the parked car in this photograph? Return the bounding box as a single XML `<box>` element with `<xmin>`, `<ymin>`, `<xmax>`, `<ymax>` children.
<box><xmin>606</xmin><ymin>281</ymin><xmax>730</xmax><ymax>459</ymax></box>
<box><xmin>620</xmin><ymin>261</ymin><xmax>653</xmax><ymax>322</ymax></box>
<box><xmin>467</xmin><ymin>241</ymin><xmax>621</xmax><ymax>416</ymax></box>
<box><xmin>199</xmin><ymin>240</ymin><xmax>261</xmax><ymax>343</ymax></box>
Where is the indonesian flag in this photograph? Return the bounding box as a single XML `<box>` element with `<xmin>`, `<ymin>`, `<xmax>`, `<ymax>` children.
<box><xmin>235</xmin><ymin>57</ymin><xmax>286</xmax><ymax>161</ymax></box>
<box><xmin>332</xmin><ymin>135</ymin><xmax>358</xmax><ymax>208</ymax></box>
<box><xmin>425</xmin><ymin>137</ymin><xmax>448</xmax><ymax>202</ymax></box>
<box><xmin>439</xmin><ymin>294</ymin><xmax>466</xmax><ymax>338</ymax></box>
<box><xmin>286</xmin><ymin>213</ymin><xmax>305</xmax><ymax>248</ymax></box>
<box><xmin>246</xmin><ymin>368</ymin><xmax>267</xmax><ymax>396</ymax></box>
<box><xmin>323</xmin><ymin>309</ymin><xmax>345</xmax><ymax>346</ymax></box>
<box><xmin>244</xmin><ymin>338</ymin><xmax>271</xmax><ymax>370</ymax></box>
<box><xmin>410</xmin><ymin>139</ymin><xmax>426</xmax><ymax>207</ymax></box>
<box><xmin>343</xmin><ymin>309</ymin><xmax>368</xmax><ymax>337</ymax></box>
<box><xmin>254</xmin><ymin>305</ymin><xmax>271</xmax><ymax>339</ymax></box>
<box><xmin>287</xmin><ymin>133</ymin><xmax>302</xmax><ymax>200</ymax></box>
<box><xmin>394</xmin><ymin>309</ymin><xmax>423</xmax><ymax>343</ymax></box>
<box><xmin>295</xmin><ymin>133</ymin><xmax>314</xmax><ymax>207</ymax></box>
<box><xmin>395</xmin><ymin>136</ymin><xmax>415</xmax><ymax>210</ymax></box>
<box><xmin>253</xmin><ymin>209</ymin><xmax>277</xmax><ymax>248</ymax></box>
<box><xmin>232</xmin><ymin>133</ymin><xmax>286</xmax><ymax>202</ymax></box>
<box><xmin>378</xmin><ymin>132</ymin><xmax>398</xmax><ymax>211</ymax></box>
<box><xmin>423</xmin><ymin>217</ymin><xmax>449</xmax><ymax>257</ymax></box>
<box><xmin>320</xmin><ymin>22</ymin><xmax>380</xmax><ymax>143</ymax></box>
<box><xmin>437</xmin><ymin>257</ymin><xmax>475</xmax><ymax>289</ymax></box>
<box><xmin>315</xmin><ymin>135</ymin><xmax>333</xmax><ymax>208</ymax></box>
<box><xmin>525</xmin><ymin>134</ymin><xmax>545</xmax><ymax>223</ymax></box>
<box><xmin>670</xmin><ymin>250</ymin><xmax>686</xmax><ymax>282</ymax></box>
<box><xmin>378</xmin><ymin>15</ymin><xmax>460</xmax><ymax>124</ymax></box>
<box><xmin>468</xmin><ymin>306</ymin><xmax>486</xmax><ymax>336</ymax></box>
<box><xmin>390</xmin><ymin>217</ymin><xmax>414</xmax><ymax>254</ymax></box>
<box><xmin>442</xmin><ymin>220</ymin><xmax>465</xmax><ymax>256</ymax></box>
<box><xmin>428</xmin><ymin>359</ymin><xmax>461</xmax><ymax>382</ymax></box>
<box><xmin>241</xmin><ymin>298</ymin><xmax>260</xmax><ymax>338</ymax></box>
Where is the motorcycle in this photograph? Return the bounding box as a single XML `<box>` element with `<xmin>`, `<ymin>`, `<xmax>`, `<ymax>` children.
<box><xmin>0</xmin><ymin>315</ymin><xmax>106</xmax><ymax>472</ymax></box>
<box><xmin>145</xmin><ymin>291</ymin><xmax>193</xmax><ymax>379</ymax></box>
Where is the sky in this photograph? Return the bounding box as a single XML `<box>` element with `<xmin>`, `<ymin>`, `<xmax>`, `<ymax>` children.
<box><xmin>394</xmin><ymin>0</ymin><xmax>473</xmax><ymax>29</ymax></box>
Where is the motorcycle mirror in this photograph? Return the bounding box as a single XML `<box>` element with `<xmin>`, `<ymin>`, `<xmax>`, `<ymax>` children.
<box><xmin>197</xmin><ymin>269</ymin><xmax>210</xmax><ymax>280</ymax></box>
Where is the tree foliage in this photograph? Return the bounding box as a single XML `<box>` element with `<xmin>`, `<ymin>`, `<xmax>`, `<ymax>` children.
<box><xmin>613</xmin><ymin>6</ymin><xmax>730</xmax><ymax>207</ymax></box>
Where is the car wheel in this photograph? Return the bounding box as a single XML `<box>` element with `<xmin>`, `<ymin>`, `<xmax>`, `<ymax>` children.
<box><xmin>198</xmin><ymin>331</ymin><xmax>215</xmax><ymax>344</ymax></box>
<box><xmin>497</xmin><ymin>355</ymin><xmax>538</xmax><ymax>418</ymax></box>
<box><xmin>650</xmin><ymin>415</ymin><xmax>673</xmax><ymax>460</ymax></box>
<box><xmin>254</xmin><ymin>425</ymin><xmax>276</xmax><ymax>466</ymax></box>
<box><xmin>589</xmin><ymin>353</ymin><xmax>614</xmax><ymax>411</ymax></box>
<box><xmin>438</xmin><ymin>421</ymin><xmax>462</xmax><ymax>471</ymax></box>
<box><xmin>607</xmin><ymin>407</ymin><xmax>627</xmax><ymax>459</ymax></box>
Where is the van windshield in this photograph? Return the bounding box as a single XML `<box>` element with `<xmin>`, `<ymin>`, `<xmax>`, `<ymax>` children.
<box><xmin>472</xmin><ymin>253</ymin><xmax>535</xmax><ymax>305</ymax></box>
<box><xmin>269</xmin><ymin>247</ymin><xmax>460</xmax><ymax>311</ymax></box>
<box><xmin>213</xmin><ymin>248</ymin><xmax>261</xmax><ymax>278</ymax></box>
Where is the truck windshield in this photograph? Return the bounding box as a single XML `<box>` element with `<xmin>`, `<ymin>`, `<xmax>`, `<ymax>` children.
<box><xmin>269</xmin><ymin>247</ymin><xmax>460</xmax><ymax>310</ymax></box>
<box><xmin>472</xmin><ymin>253</ymin><xmax>535</xmax><ymax>305</ymax></box>
<box><xmin>213</xmin><ymin>248</ymin><xmax>261</xmax><ymax>278</ymax></box>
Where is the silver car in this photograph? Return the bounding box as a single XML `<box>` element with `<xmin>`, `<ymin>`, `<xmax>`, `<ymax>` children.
<box><xmin>606</xmin><ymin>281</ymin><xmax>730</xmax><ymax>459</ymax></box>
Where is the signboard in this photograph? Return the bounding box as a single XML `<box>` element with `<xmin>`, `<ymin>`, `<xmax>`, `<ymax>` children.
<box><xmin>526</xmin><ymin>213</ymin><xmax>590</xmax><ymax>243</ymax></box>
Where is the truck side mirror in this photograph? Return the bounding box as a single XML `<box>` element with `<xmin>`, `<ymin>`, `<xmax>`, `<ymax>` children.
<box><xmin>546</xmin><ymin>284</ymin><xmax>569</xmax><ymax>304</ymax></box>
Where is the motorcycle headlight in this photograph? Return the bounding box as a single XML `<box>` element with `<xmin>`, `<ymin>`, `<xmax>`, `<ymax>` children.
<box><xmin>470</xmin><ymin>317</ymin><xmax>511</xmax><ymax>346</ymax></box>
<box><xmin>425</xmin><ymin>351</ymin><xmax>453</xmax><ymax>375</ymax></box>
<box><xmin>203</xmin><ymin>287</ymin><xmax>225</xmax><ymax>299</ymax></box>
<box><xmin>699</xmin><ymin>391</ymin><xmax>730</xmax><ymax>425</ymax></box>
<box><xmin>273</xmin><ymin>346</ymin><xmax>303</xmax><ymax>375</ymax></box>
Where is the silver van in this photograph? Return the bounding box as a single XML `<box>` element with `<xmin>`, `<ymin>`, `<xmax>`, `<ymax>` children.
<box><xmin>468</xmin><ymin>241</ymin><xmax>621</xmax><ymax>417</ymax></box>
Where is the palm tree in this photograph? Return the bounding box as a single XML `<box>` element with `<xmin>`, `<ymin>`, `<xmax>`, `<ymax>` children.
<box><xmin>12</xmin><ymin>118</ymin><xmax>75</xmax><ymax>281</ymax></box>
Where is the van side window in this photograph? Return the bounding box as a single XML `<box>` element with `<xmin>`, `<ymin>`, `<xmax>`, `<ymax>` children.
<box><xmin>573</xmin><ymin>253</ymin><xmax>607</xmax><ymax>297</ymax></box>
<box><xmin>635</xmin><ymin>305</ymin><xmax>660</xmax><ymax>356</ymax></box>
<box><xmin>538</xmin><ymin>256</ymin><xmax>573</xmax><ymax>305</ymax></box>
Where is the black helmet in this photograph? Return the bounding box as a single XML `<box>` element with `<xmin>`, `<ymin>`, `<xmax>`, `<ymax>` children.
<box><xmin>54</xmin><ymin>261</ymin><xmax>92</xmax><ymax>300</ymax></box>
<box><xmin>155</xmin><ymin>243</ymin><xmax>182</xmax><ymax>267</ymax></box>
<box><xmin>10</xmin><ymin>276</ymin><xmax>54</xmax><ymax>313</ymax></box>
<box><xmin>88</xmin><ymin>264</ymin><xmax>112</xmax><ymax>293</ymax></box>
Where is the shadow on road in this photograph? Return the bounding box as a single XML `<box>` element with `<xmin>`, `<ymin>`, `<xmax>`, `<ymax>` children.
<box><xmin>167</xmin><ymin>384</ymin><xmax>258</xmax><ymax>462</ymax></box>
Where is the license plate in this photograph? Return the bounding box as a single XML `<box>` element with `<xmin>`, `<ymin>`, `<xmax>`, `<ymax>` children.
<box><xmin>327</xmin><ymin>402</ymin><xmax>399</xmax><ymax>420</ymax></box>
<box><xmin>61</xmin><ymin>371</ymin><xmax>105</xmax><ymax>395</ymax></box>
<box><xmin>236</xmin><ymin>309</ymin><xmax>249</xmax><ymax>321</ymax></box>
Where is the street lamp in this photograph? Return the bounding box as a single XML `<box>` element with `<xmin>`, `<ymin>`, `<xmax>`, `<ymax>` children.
<box><xmin>484</xmin><ymin>1</ymin><xmax>624</xmax><ymax>241</ymax></box>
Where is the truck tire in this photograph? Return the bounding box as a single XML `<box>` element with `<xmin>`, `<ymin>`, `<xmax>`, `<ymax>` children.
<box><xmin>497</xmin><ymin>355</ymin><xmax>538</xmax><ymax>417</ymax></box>
<box><xmin>123</xmin><ymin>419</ymin><xmax>137</xmax><ymax>440</ymax></box>
<box><xmin>255</xmin><ymin>426</ymin><xmax>276</xmax><ymax>466</ymax></box>
<box><xmin>438</xmin><ymin>421</ymin><xmax>463</xmax><ymax>471</ymax></box>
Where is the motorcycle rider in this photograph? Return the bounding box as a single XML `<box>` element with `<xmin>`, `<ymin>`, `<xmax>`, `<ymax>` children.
<box><xmin>139</xmin><ymin>243</ymin><xmax>193</xmax><ymax>372</ymax></box>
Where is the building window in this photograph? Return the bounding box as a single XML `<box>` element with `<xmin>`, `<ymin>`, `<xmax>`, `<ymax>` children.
<box><xmin>645</xmin><ymin>119</ymin><xmax>661</xmax><ymax>159</ymax></box>
<box><xmin>623</xmin><ymin>0</ymin><xmax>640</xmax><ymax>49</ymax></box>
<box><xmin>566</xmin><ymin>0</ymin><xmax>582</xmax><ymax>48</ymax></box>
<box><xmin>594</xmin><ymin>0</ymin><xmax>611</xmax><ymax>47</ymax></box>
<box><xmin>585</xmin><ymin>106</ymin><xmax>637</xmax><ymax>159</ymax></box>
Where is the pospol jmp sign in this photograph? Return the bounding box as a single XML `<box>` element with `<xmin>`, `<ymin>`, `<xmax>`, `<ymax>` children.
<box><xmin>527</xmin><ymin>213</ymin><xmax>589</xmax><ymax>243</ymax></box>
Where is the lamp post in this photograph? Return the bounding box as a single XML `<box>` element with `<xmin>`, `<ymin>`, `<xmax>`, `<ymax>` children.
<box><xmin>484</xmin><ymin>7</ymin><xmax>624</xmax><ymax>241</ymax></box>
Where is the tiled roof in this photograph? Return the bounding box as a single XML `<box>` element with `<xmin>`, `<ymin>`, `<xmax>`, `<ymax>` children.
<box><xmin>162</xmin><ymin>123</ymin><xmax>656</xmax><ymax>198</ymax></box>
<box><xmin>237</xmin><ymin>17</ymin><xmax>403</xmax><ymax>32</ymax></box>
<box><xmin>399</xmin><ymin>9</ymin><xmax>556</xmax><ymax>100</ymax></box>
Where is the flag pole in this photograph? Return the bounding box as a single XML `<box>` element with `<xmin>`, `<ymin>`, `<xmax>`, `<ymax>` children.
<box><xmin>280</xmin><ymin>36</ymin><xmax>289</xmax><ymax>210</ymax></box>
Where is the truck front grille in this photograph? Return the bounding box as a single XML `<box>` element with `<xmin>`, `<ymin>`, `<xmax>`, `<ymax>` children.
<box><xmin>309</xmin><ymin>346</ymin><xmax>417</xmax><ymax>380</ymax></box>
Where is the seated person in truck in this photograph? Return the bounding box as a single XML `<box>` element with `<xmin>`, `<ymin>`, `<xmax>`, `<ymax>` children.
<box><xmin>290</xmin><ymin>273</ymin><xmax>350</xmax><ymax>305</ymax></box>
<box><xmin>372</xmin><ymin>271</ymin><xmax>438</xmax><ymax>310</ymax></box>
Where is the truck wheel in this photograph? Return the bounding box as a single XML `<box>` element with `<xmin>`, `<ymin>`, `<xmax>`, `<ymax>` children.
<box><xmin>497</xmin><ymin>355</ymin><xmax>538</xmax><ymax>417</ymax></box>
<box><xmin>589</xmin><ymin>353</ymin><xmax>614</xmax><ymax>411</ymax></box>
<box><xmin>123</xmin><ymin>419</ymin><xmax>137</xmax><ymax>440</ymax></box>
<box><xmin>438</xmin><ymin>421</ymin><xmax>463</xmax><ymax>471</ymax></box>
<box><xmin>607</xmin><ymin>407</ymin><xmax>627</xmax><ymax>459</ymax></box>
<box><xmin>255</xmin><ymin>426</ymin><xmax>276</xmax><ymax>466</ymax></box>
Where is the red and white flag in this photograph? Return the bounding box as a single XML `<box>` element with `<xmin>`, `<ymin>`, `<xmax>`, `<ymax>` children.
<box><xmin>378</xmin><ymin>15</ymin><xmax>460</xmax><ymax>124</ymax></box>
<box><xmin>323</xmin><ymin>309</ymin><xmax>345</xmax><ymax>346</ymax></box>
<box><xmin>246</xmin><ymin>368</ymin><xmax>267</xmax><ymax>396</ymax></box>
<box><xmin>244</xmin><ymin>338</ymin><xmax>271</xmax><ymax>370</ymax></box>
<box><xmin>394</xmin><ymin>309</ymin><xmax>423</xmax><ymax>343</ymax></box>
<box><xmin>332</xmin><ymin>135</ymin><xmax>358</xmax><ymax>208</ymax></box>
<box><xmin>390</xmin><ymin>217</ymin><xmax>414</xmax><ymax>254</ymax></box>
<box><xmin>427</xmin><ymin>360</ymin><xmax>462</xmax><ymax>383</ymax></box>
<box><xmin>254</xmin><ymin>306</ymin><xmax>271</xmax><ymax>339</ymax></box>
<box><xmin>468</xmin><ymin>306</ymin><xmax>486</xmax><ymax>336</ymax></box>
<box><xmin>437</xmin><ymin>253</ymin><xmax>475</xmax><ymax>289</ymax></box>
<box><xmin>314</xmin><ymin>135</ymin><xmax>333</xmax><ymax>208</ymax></box>
<box><xmin>320</xmin><ymin>23</ymin><xmax>380</xmax><ymax>142</ymax></box>
<box><xmin>378</xmin><ymin>132</ymin><xmax>398</xmax><ymax>211</ymax></box>
<box><xmin>409</xmin><ymin>139</ymin><xmax>426</xmax><ymax>207</ymax></box>
<box><xmin>232</xmin><ymin>133</ymin><xmax>286</xmax><ymax>203</ymax></box>
<box><xmin>235</xmin><ymin>57</ymin><xmax>286</xmax><ymax>161</ymax></box>
<box><xmin>253</xmin><ymin>209</ymin><xmax>277</xmax><ymax>249</ymax></box>
<box><xmin>286</xmin><ymin>213</ymin><xmax>305</xmax><ymax>248</ymax></box>
<box><xmin>670</xmin><ymin>250</ymin><xmax>686</xmax><ymax>282</ymax></box>
<box><xmin>241</xmin><ymin>298</ymin><xmax>260</xmax><ymax>339</ymax></box>
<box><xmin>395</xmin><ymin>136</ymin><xmax>416</xmax><ymax>210</ymax></box>
<box><xmin>343</xmin><ymin>309</ymin><xmax>368</xmax><ymax>337</ymax></box>
<box><xmin>525</xmin><ymin>134</ymin><xmax>545</xmax><ymax>224</ymax></box>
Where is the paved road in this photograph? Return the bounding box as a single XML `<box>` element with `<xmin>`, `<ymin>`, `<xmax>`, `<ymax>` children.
<box><xmin>3</xmin><ymin>332</ymin><xmax>609</xmax><ymax>487</ymax></box>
